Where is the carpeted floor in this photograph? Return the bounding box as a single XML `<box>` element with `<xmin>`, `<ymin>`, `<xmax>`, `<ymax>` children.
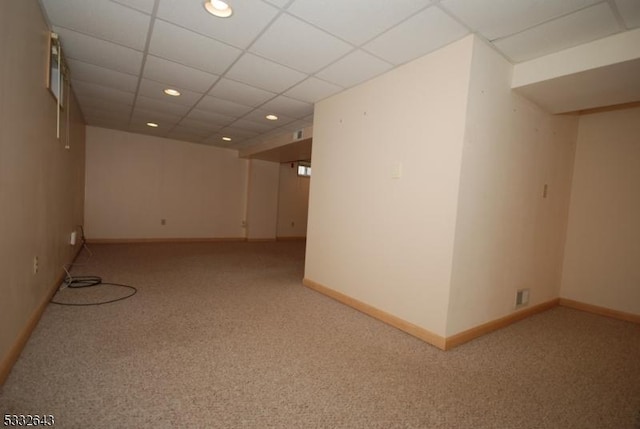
<box><xmin>1</xmin><ymin>242</ymin><xmax>639</xmax><ymax>428</ymax></box>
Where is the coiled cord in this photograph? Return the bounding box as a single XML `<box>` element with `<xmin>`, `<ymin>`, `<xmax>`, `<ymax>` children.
<box><xmin>51</xmin><ymin>275</ymin><xmax>137</xmax><ymax>306</ymax></box>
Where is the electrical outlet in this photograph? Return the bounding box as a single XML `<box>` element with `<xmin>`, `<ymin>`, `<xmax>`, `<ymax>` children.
<box><xmin>33</xmin><ymin>256</ymin><xmax>39</xmax><ymax>274</ymax></box>
<box><xmin>516</xmin><ymin>289</ymin><xmax>530</xmax><ymax>307</ymax></box>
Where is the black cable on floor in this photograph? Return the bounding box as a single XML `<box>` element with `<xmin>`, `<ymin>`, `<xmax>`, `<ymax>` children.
<box><xmin>51</xmin><ymin>275</ymin><xmax>137</xmax><ymax>306</ymax></box>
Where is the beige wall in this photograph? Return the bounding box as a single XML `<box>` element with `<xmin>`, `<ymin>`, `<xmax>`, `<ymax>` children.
<box><xmin>560</xmin><ymin>107</ymin><xmax>640</xmax><ymax>315</ymax></box>
<box><xmin>305</xmin><ymin>36</ymin><xmax>475</xmax><ymax>336</ymax></box>
<box><xmin>276</xmin><ymin>162</ymin><xmax>310</xmax><ymax>238</ymax></box>
<box><xmin>85</xmin><ymin>127</ymin><xmax>248</xmax><ymax>240</ymax></box>
<box><xmin>0</xmin><ymin>0</ymin><xmax>86</xmax><ymax>375</ymax></box>
<box><xmin>246</xmin><ymin>159</ymin><xmax>279</xmax><ymax>240</ymax></box>
<box><xmin>447</xmin><ymin>38</ymin><xmax>579</xmax><ymax>335</ymax></box>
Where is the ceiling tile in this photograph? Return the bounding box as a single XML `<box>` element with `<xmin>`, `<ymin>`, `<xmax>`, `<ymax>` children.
<box><xmin>316</xmin><ymin>50</ymin><xmax>393</xmax><ymax>88</ymax></box>
<box><xmin>143</xmin><ymin>55</ymin><xmax>219</xmax><ymax>93</ymax></box>
<box><xmin>279</xmin><ymin>118</ymin><xmax>313</xmax><ymax>132</ymax></box>
<box><xmin>363</xmin><ymin>7</ymin><xmax>469</xmax><ymax>65</ymax></box>
<box><xmin>135</xmin><ymin>95</ymin><xmax>191</xmax><ymax>116</ymax></box>
<box><xmin>616</xmin><ymin>0</ymin><xmax>640</xmax><ymax>29</ymax></box>
<box><xmin>208</xmin><ymin>78</ymin><xmax>276</xmax><ymax>107</ymax></box>
<box><xmin>165</xmin><ymin>127</ymin><xmax>209</xmax><ymax>143</ymax></box>
<box><xmin>76</xmin><ymin>96</ymin><xmax>133</xmax><ymax>114</ymax></box>
<box><xmin>68</xmin><ymin>59</ymin><xmax>138</xmax><ymax>93</ymax></box>
<box><xmin>149</xmin><ymin>20</ymin><xmax>242</xmax><ymax>75</ymax></box>
<box><xmin>203</xmin><ymin>127</ymin><xmax>259</xmax><ymax>145</ymax></box>
<box><xmin>72</xmin><ymin>80</ymin><xmax>135</xmax><ymax>105</ymax></box>
<box><xmin>110</xmin><ymin>0</ymin><xmax>155</xmax><ymax>14</ymax></box>
<box><xmin>178</xmin><ymin>118</ymin><xmax>224</xmax><ymax>134</ymax></box>
<box><xmin>226</xmin><ymin>53</ymin><xmax>307</xmax><ymax>93</ymax></box>
<box><xmin>201</xmin><ymin>137</ymin><xmax>232</xmax><ymax>148</ymax></box>
<box><xmin>131</xmin><ymin>108</ymin><xmax>183</xmax><ymax>127</ymax></box>
<box><xmin>494</xmin><ymin>3</ymin><xmax>621</xmax><ymax>62</ymax></box>
<box><xmin>82</xmin><ymin>106</ymin><xmax>131</xmax><ymax>122</ymax></box>
<box><xmin>186</xmin><ymin>109</ymin><xmax>237</xmax><ymax>127</ymax></box>
<box><xmin>128</xmin><ymin>123</ymin><xmax>169</xmax><ymax>137</ymax></box>
<box><xmin>250</xmin><ymin>14</ymin><xmax>352</xmax><ymax>73</ymax></box>
<box><xmin>168</xmin><ymin>125</ymin><xmax>211</xmax><ymax>138</ymax></box>
<box><xmin>260</xmin><ymin>95</ymin><xmax>314</xmax><ymax>118</ymax></box>
<box><xmin>263</xmin><ymin>0</ymin><xmax>290</xmax><ymax>8</ymax></box>
<box><xmin>54</xmin><ymin>27</ymin><xmax>143</xmax><ymax>75</ymax></box>
<box><xmin>287</xmin><ymin>0</ymin><xmax>432</xmax><ymax>45</ymax></box>
<box><xmin>156</xmin><ymin>0</ymin><xmax>279</xmax><ymax>49</ymax></box>
<box><xmin>195</xmin><ymin>96</ymin><xmax>254</xmax><ymax>116</ymax></box>
<box><xmin>242</xmin><ymin>109</ymin><xmax>296</xmax><ymax>126</ymax></box>
<box><xmin>138</xmin><ymin>79</ymin><xmax>203</xmax><ymax>107</ymax></box>
<box><xmin>285</xmin><ymin>77</ymin><xmax>343</xmax><ymax>103</ymax></box>
<box><xmin>441</xmin><ymin>0</ymin><xmax>602</xmax><ymax>40</ymax></box>
<box><xmin>219</xmin><ymin>127</ymin><xmax>259</xmax><ymax>139</ymax></box>
<box><xmin>84</xmin><ymin>116</ymin><xmax>130</xmax><ymax>130</ymax></box>
<box><xmin>232</xmin><ymin>118</ymin><xmax>282</xmax><ymax>133</ymax></box>
<box><xmin>42</xmin><ymin>0</ymin><xmax>151</xmax><ymax>50</ymax></box>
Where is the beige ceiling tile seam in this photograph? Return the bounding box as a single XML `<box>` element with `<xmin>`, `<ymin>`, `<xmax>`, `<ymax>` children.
<box><xmin>435</xmin><ymin>2</ymin><xmax>474</xmax><ymax>33</ymax></box>
<box><xmin>161</xmin><ymin>77</ymin><xmax>225</xmax><ymax>139</ymax></box>
<box><xmin>142</xmin><ymin>56</ymin><xmax>220</xmax><ymax>92</ymax></box>
<box><xmin>232</xmin><ymin>7</ymin><xmax>357</xmax><ymax>79</ymax></box>
<box><xmin>141</xmin><ymin>75</ymin><xmax>211</xmax><ymax>96</ymax></box>
<box><xmin>489</xmin><ymin>2</ymin><xmax>619</xmax><ymax>43</ymax></box>
<box><xmin>282</xmin><ymin>76</ymin><xmax>345</xmax><ymax>104</ymax></box>
<box><xmin>109</xmin><ymin>0</ymin><xmax>154</xmax><ymax>16</ymax></box>
<box><xmin>209</xmin><ymin>77</ymin><xmax>278</xmax><ymax>105</ymax></box>
<box><xmin>70</xmin><ymin>76</ymin><xmax>137</xmax><ymax>98</ymax></box>
<box><xmin>245</xmin><ymin>94</ymin><xmax>300</xmax><ymax>121</ymax></box>
<box><xmin>260</xmin><ymin>0</ymin><xmax>295</xmax><ymax>11</ymax></box>
<box><xmin>435</xmin><ymin>3</ymin><xmax>513</xmax><ymax>65</ymax></box>
<box><xmin>126</xmin><ymin>0</ymin><xmax>160</xmax><ymax>130</ymax></box>
<box><xmin>141</xmin><ymin>52</ymin><xmax>225</xmax><ymax>78</ymax></box>
<box><xmin>350</xmin><ymin>2</ymin><xmax>437</xmax><ymax>48</ymax></box>
<box><xmin>228</xmin><ymin>50</ymin><xmax>315</xmax><ymax>83</ymax></box>
<box><xmin>153</xmin><ymin>16</ymin><xmax>256</xmax><ymax>52</ymax></box>
<box><xmin>56</xmin><ymin>48</ymin><xmax>143</xmax><ymax>81</ymax></box>
<box><xmin>493</xmin><ymin>3</ymin><xmax>622</xmax><ymax>62</ymax></box>
<box><xmin>66</xmin><ymin>57</ymin><xmax>140</xmax><ymax>79</ymax></box>
<box><xmin>277</xmin><ymin>10</ymin><xmax>361</xmax><ymax>50</ymax></box>
<box><xmin>165</xmin><ymin>6</ymin><xmax>291</xmax><ymax>144</ymax></box>
<box><xmin>306</xmin><ymin>47</ymin><xmax>382</xmax><ymax>85</ymax></box>
<box><xmin>606</xmin><ymin>0</ymin><xmax>631</xmax><ymax>30</ymax></box>
<box><xmin>285</xmin><ymin>0</ymin><xmax>435</xmax><ymax>47</ymax></box>
<box><xmin>50</xmin><ymin>24</ymin><xmax>146</xmax><ymax>54</ymax></box>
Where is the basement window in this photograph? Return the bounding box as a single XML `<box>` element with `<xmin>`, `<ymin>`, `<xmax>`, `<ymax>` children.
<box><xmin>47</xmin><ymin>33</ymin><xmax>67</xmax><ymax>105</ymax></box>
<box><xmin>297</xmin><ymin>162</ymin><xmax>311</xmax><ymax>177</ymax></box>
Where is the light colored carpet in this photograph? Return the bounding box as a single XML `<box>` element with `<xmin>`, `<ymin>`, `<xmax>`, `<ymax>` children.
<box><xmin>1</xmin><ymin>242</ymin><xmax>639</xmax><ymax>428</ymax></box>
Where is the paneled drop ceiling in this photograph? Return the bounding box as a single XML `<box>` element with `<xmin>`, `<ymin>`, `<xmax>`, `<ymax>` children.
<box><xmin>39</xmin><ymin>0</ymin><xmax>640</xmax><ymax>150</ymax></box>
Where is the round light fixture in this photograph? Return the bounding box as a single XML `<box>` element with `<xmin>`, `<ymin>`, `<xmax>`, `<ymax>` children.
<box><xmin>265</xmin><ymin>114</ymin><xmax>278</xmax><ymax>121</ymax></box>
<box><xmin>204</xmin><ymin>0</ymin><xmax>233</xmax><ymax>18</ymax></box>
<box><xmin>146</xmin><ymin>122</ymin><xmax>159</xmax><ymax>128</ymax></box>
<box><xmin>163</xmin><ymin>88</ymin><xmax>181</xmax><ymax>96</ymax></box>
<box><xmin>222</xmin><ymin>137</ymin><xmax>232</xmax><ymax>142</ymax></box>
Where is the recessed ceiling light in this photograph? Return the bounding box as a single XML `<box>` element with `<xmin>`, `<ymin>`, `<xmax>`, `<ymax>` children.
<box><xmin>163</xmin><ymin>88</ymin><xmax>181</xmax><ymax>96</ymax></box>
<box><xmin>146</xmin><ymin>122</ymin><xmax>159</xmax><ymax>128</ymax></box>
<box><xmin>222</xmin><ymin>136</ymin><xmax>232</xmax><ymax>142</ymax></box>
<box><xmin>204</xmin><ymin>0</ymin><xmax>233</xmax><ymax>18</ymax></box>
<box><xmin>266</xmin><ymin>114</ymin><xmax>278</xmax><ymax>121</ymax></box>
